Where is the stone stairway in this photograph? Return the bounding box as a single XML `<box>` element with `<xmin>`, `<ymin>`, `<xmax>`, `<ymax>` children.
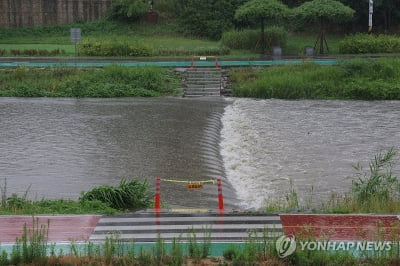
<box><xmin>183</xmin><ymin>68</ymin><xmax>222</xmax><ymax>97</ymax></box>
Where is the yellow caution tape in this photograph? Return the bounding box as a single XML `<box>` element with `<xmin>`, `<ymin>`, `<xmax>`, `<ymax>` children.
<box><xmin>161</xmin><ymin>178</ymin><xmax>215</xmax><ymax>184</ymax></box>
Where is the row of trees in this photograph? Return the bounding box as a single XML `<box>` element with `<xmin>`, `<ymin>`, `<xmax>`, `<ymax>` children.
<box><xmin>109</xmin><ymin>0</ymin><xmax>399</xmax><ymax>43</ymax></box>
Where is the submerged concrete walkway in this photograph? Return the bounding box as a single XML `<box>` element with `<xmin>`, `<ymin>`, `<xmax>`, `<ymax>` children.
<box><xmin>0</xmin><ymin>213</ymin><xmax>398</xmax><ymax>244</ymax></box>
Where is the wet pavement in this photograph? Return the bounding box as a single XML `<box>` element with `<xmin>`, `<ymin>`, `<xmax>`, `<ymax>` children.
<box><xmin>0</xmin><ymin>213</ymin><xmax>399</xmax><ymax>244</ymax></box>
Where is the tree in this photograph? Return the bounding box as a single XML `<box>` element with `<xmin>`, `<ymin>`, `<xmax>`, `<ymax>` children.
<box><xmin>178</xmin><ymin>0</ymin><xmax>245</xmax><ymax>40</ymax></box>
<box><xmin>294</xmin><ymin>0</ymin><xmax>355</xmax><ymax>54</ymax></box>
<box><xmin>235</xmin><ymin>0</ymin><xmax>290</xmax><ymax>54</ymax></box>
<box><xmin>110</xmin><ymin>0</ymin><xmax>149</xmax><ymax>21</ymax></box>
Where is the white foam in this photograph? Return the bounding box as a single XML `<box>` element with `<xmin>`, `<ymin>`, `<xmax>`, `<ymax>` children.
<box><xmin>220</xmin><ymin>99</ymin><xmax>285</xmax><ymax>209</ymax></box>
<box><xmin>220</xmin><ymin>99</ymin><xmax>400</xmax><ymax>210</ymax></box>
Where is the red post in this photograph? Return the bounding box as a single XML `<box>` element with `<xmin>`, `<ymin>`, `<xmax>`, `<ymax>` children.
<box><xmin>215</xmin><ymin>56</ymin><xmax>219</xmax><ymax>69</ymax></box>
<box><xmin>216</xmin><ymin>178</ymin><xmax>224</xmax><ymax>212</ymax></box>
<box><xmin>154</xmin><ymin>177</ymin><xmax>161</xmax><ymax>211</ymax></box>
<box><xmin>190</xmin><ymin>56</ymin><xmax>194</xmax><ymax>68</ymax></box>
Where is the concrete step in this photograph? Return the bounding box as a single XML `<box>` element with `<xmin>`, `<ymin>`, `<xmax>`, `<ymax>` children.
<box><xmin>185</xmin><ymin>88</ymin><xmax>220</xmax><ymax>93</ymax></box>
<box><xmin>184</xmin><ymin>90</ymin><xmax>220</xmax><ymax>97</ymax></box>
<box><xmin>186</xmin><ymin>68</ymin><xmax>221</xmax><ymax>72</ymax></box>
<box><xmin>183</xmin><ymin>67</ymin><xmax>223</xmax><ymax>97</ymax></box>
<box><xmin>186</xmin><ymin>76</ymin><xmax>221</xmax><ymax>80</ymax></box>
<box><xmin>185</xmin><ymin>84</ymin><xmax>221</xmax><ymax>88</ymax></box>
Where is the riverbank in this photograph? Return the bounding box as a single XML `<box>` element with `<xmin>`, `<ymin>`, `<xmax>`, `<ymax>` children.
<box><xmin>0</xmin><ymin>213</ymin><xmax>398</xmax><ymax>266</ymax></box>
<box><xmin>230</xmin><ymin>57</ymin><xmax>400</xmax><ymax>100</ymax></box>
<box><xmin>0</xmin><ymin>65</ymin><xmax>180</xmax><ymax>97</ymax></box>
<box><xmin>2</xmin><ymin>57</ymin><xmax>400</xmax><ymax>99</ymax></box>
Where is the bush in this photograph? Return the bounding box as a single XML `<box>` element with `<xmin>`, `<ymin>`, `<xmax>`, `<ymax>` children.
<box><xmin>38</xmin><ymin>50</ymin><xmax>49</xmax><ymax>56</ymax></box>
<box><xmin>0</xmin><ymin>49</ymin><xmax>5</xmax><ymax>56</ymax></box>
<box><xmin>79</xmin><ymin>178</ymin><xmax>152</xmax><ymax>210</ymax></box>
<box><xmin>339</xmin><ymin>34</ymin><xmax>400</xmax><ymax>54</ymax></box>
<box><xmin>79</xmin><ymin>39</ymin><xmax>152</xmax><ymax>57</ymax></box>
<box><xmin>10</xmin><ymin>49</ymin><xmax>21</xmax><ymax>56</ymax></box>
<box><xmin>221</xmin><ymin>26</ymin><xmax>288</xmax><ymax>51</ymax></box>
<box><xmin>177</xmin><ymin>0</ymin><xmax>241</xmax><ymax>40</ymax></box>
<box><xmin>23</xmin><ymin>49</ymin><xmax>38</xmax><ymax>56</ymax></box>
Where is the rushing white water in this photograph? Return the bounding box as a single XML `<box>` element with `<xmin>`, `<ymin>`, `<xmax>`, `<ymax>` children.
<box><xmin>220</xmin><ymin>98</ymin><xmax>400</xmax><ymax>209</ymax></box>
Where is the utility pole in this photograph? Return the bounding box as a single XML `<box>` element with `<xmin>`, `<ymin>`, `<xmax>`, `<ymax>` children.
<box><xmin>368</xmin><ymin>0</ymin><xmax>373</xmax><ymax>33</ymax></box>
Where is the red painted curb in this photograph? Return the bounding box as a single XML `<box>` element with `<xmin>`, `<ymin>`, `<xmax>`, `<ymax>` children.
<box><xmin>0</xmin><ymin>215</ymin><xmax>101</xmax><ymax>243</ymax></box>
<box><xmin>280</xmin><ymin>214</ymin><xmax>400</xmax><ymax>241</ymax></box>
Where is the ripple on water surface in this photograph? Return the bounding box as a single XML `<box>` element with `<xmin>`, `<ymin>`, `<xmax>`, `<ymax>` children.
<box><xmin>0</xmin><ymin>97</ymin><xmax>238</xmax><ymax>209</ymax></box>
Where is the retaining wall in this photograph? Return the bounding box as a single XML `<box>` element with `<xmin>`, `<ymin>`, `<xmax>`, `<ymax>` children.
<box><xmin>0</xmin><ymin>0</ymin><xmax>113</xmax><ymax>28</ymax></box>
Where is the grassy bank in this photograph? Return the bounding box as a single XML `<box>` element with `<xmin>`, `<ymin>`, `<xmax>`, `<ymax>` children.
<box><xmin>0</xmin><ymin>178</ymin><xmax>152</xmax><ymax>215</ymax></box>
<box><xmin>0</xmin><ymin>19</ymin><xmax>345</xmax><ymax>58</ymax></box>
<box><xmin>1</xmin><ymin>218</ymin><xmax>398</xmax><ymax>265</ymax></box>
<box><xmin>0</xmin><ymin>65</ymin><xmax>180</xmax><ymax>97</ymax></box>
<box><xmin>265</xmin><ymin>148</ymin><xmax>400</xmax><ymax>214</ymax></box>
<box><xmin>230</xmin><ymin>58</ymin><xmax>400</xmax><ymax>100</ymax></box>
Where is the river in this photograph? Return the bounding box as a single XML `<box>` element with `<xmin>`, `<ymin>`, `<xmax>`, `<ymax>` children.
<box><xmin>1</xmin><ymin>97</ymin><xmax>399</xmax><ymax>210</ymax></box>
<box><xmin>221</xmin><ymin>98</ymin><xmax>400</xmax><ymax>209</ymax></box>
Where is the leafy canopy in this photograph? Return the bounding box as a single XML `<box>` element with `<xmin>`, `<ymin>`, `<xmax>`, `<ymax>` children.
<box><xmin>234</xmin><ymin>0</ymin><xmax>290</xmax><ymax>23</ymax></box>
<box><xmin>110</xmin><ymin>0</ymin><xmax>148</xmax><ymax>21</ymax></box>
<box><xmin>294</xmin><ymin>0</ymin><xmax>355</xmax><ymax>23</ymax></box>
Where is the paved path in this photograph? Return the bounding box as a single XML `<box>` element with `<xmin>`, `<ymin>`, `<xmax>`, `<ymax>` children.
<box><xmin>280</xmin><ymin>214</ymin><xmax>400</xmax><ymax>241</ymax></box>
<box><xmin>0</xmin><ymin>213</ymin><xmax>398</xmax><ymax>244</ymax></box>
<box><xmin>90</xmin><ymin>212</ymin><xmax>282</xmax><ymax>242</ymax></box>
<box><xmin>0</xmin><ymin>215</ymin><xmax>100</xmax><ymax>243</ymax></box>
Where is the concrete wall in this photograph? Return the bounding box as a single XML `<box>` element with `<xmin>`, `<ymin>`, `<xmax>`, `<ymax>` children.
<box><xmin>0</xmin><ymin>0</ymin><xmax>113</xmax><ymax>28</ymax></box>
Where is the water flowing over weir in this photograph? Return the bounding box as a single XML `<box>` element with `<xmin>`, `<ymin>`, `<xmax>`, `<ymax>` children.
<box><xmin>2</xmin><ymin>97</ymin><xmax>400</xmax><ymax>211</ymax></box>
<box><xmin>221</xmin><ymin>98</ymin><xmax>400</xmax><ymax>210</ymax></box>
<box><xmin>0</xmin><ymin>97</ymin><xmax>239</xmax><ymax>210</ymax></box>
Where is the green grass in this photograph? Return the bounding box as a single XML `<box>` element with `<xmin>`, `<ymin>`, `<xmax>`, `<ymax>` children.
<box><xmin>230</xmin><ymin>58</ymin><xmax>400</xmax><ymax>100</ymax></box>
<box><xmin>0</xmin><ymin>19</ymin><xmax>348</xmax><ymax>58</ymax></box>
<box><xmin>285</xmin><ymin>32</ymin><xmax>343</xmax><ymax>56</ymax></box>
<box><xmin>0</xmin><ymin>65</ymin><xmax>180</xmax><ymax>97</ymax></box>
<box><xmin>264</xmin><ymin>148</ymin><xmax>400</xmax><ymax>214</ymax></box>
<box><xmin>80</xmin><ymin>178</ymin><xmax>153</xmax><ymax>211</ymax></box>
<box><xmin>0</xmin><ymin>44</ymin><xmax>74</xmax><ymax>56</ymax></box>
<box><xmin>2</xmin><ymin>219</ymin><xmax>398</xmax><ymax>265</ymax></box>
<box><xmin>0</xmin><ymin>177</ymin><xmax>154</xmax><ymax>215</ymax></box>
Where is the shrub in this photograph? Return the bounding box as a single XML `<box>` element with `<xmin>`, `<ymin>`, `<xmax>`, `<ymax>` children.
<box><xmin>79</xmin><ymin>39</ymin><xmax>152</xmax><ymax>57</ymax></box>
<box><xmin>221</xmin><ymin>26</ymin><xmax>288</xmax><ymax>51</ymax></box>
<box><xmin>23</xmin><ymin>49</ymin><xmax>38</xmax><ymax>56</ymax></box>
<box><xmin>177</xmin><ymin>0</ymin><xmax>240</xmax><ymax>40</ymax></box>
<box><xmin>79</xmin><ymin>178</ymin><xmax>152</xmax><ymax>210</ymax></box>
<box><xmin>38</xmin><ymin>50</ymin><xmax>49</xmax><ymax>56</ymax></box>
<box><xmin>50</xmin><ymin>49</ymin><xmax>61</xmax><ymax>55</ymax></box>
<box><xmin>0</xmin><ymin>49</ymin><xmax>5</xmax><ymax>56</ymax></box>
<box><xmin>339</xmin><ymin>34</ymin><xmax>400</xmax><ymax>54</ymax></box>
<box><xmin>10</xmin><ymin>49</ymin><xmax>21</xmax><ymax>56</ymax></box>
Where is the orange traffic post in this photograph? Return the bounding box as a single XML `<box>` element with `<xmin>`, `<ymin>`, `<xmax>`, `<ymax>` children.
<box><xmin>190</xmin><ymin>56</ymin><xmax>194</xmax><ymax>68</ymax></box>
<box><xmin>216</xmin><ymin>178</ymin><xmax>224</xmax><ymax>212</ymax></box>
<box><xmin>154</xmin><ymin>177</ymin><xmax>161</xmax><ymax>211</ymax></box>
<box><xmin>215</xmin><ymin>56</ymin><xmax>219</xmax><ymax>69</ymax></box>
